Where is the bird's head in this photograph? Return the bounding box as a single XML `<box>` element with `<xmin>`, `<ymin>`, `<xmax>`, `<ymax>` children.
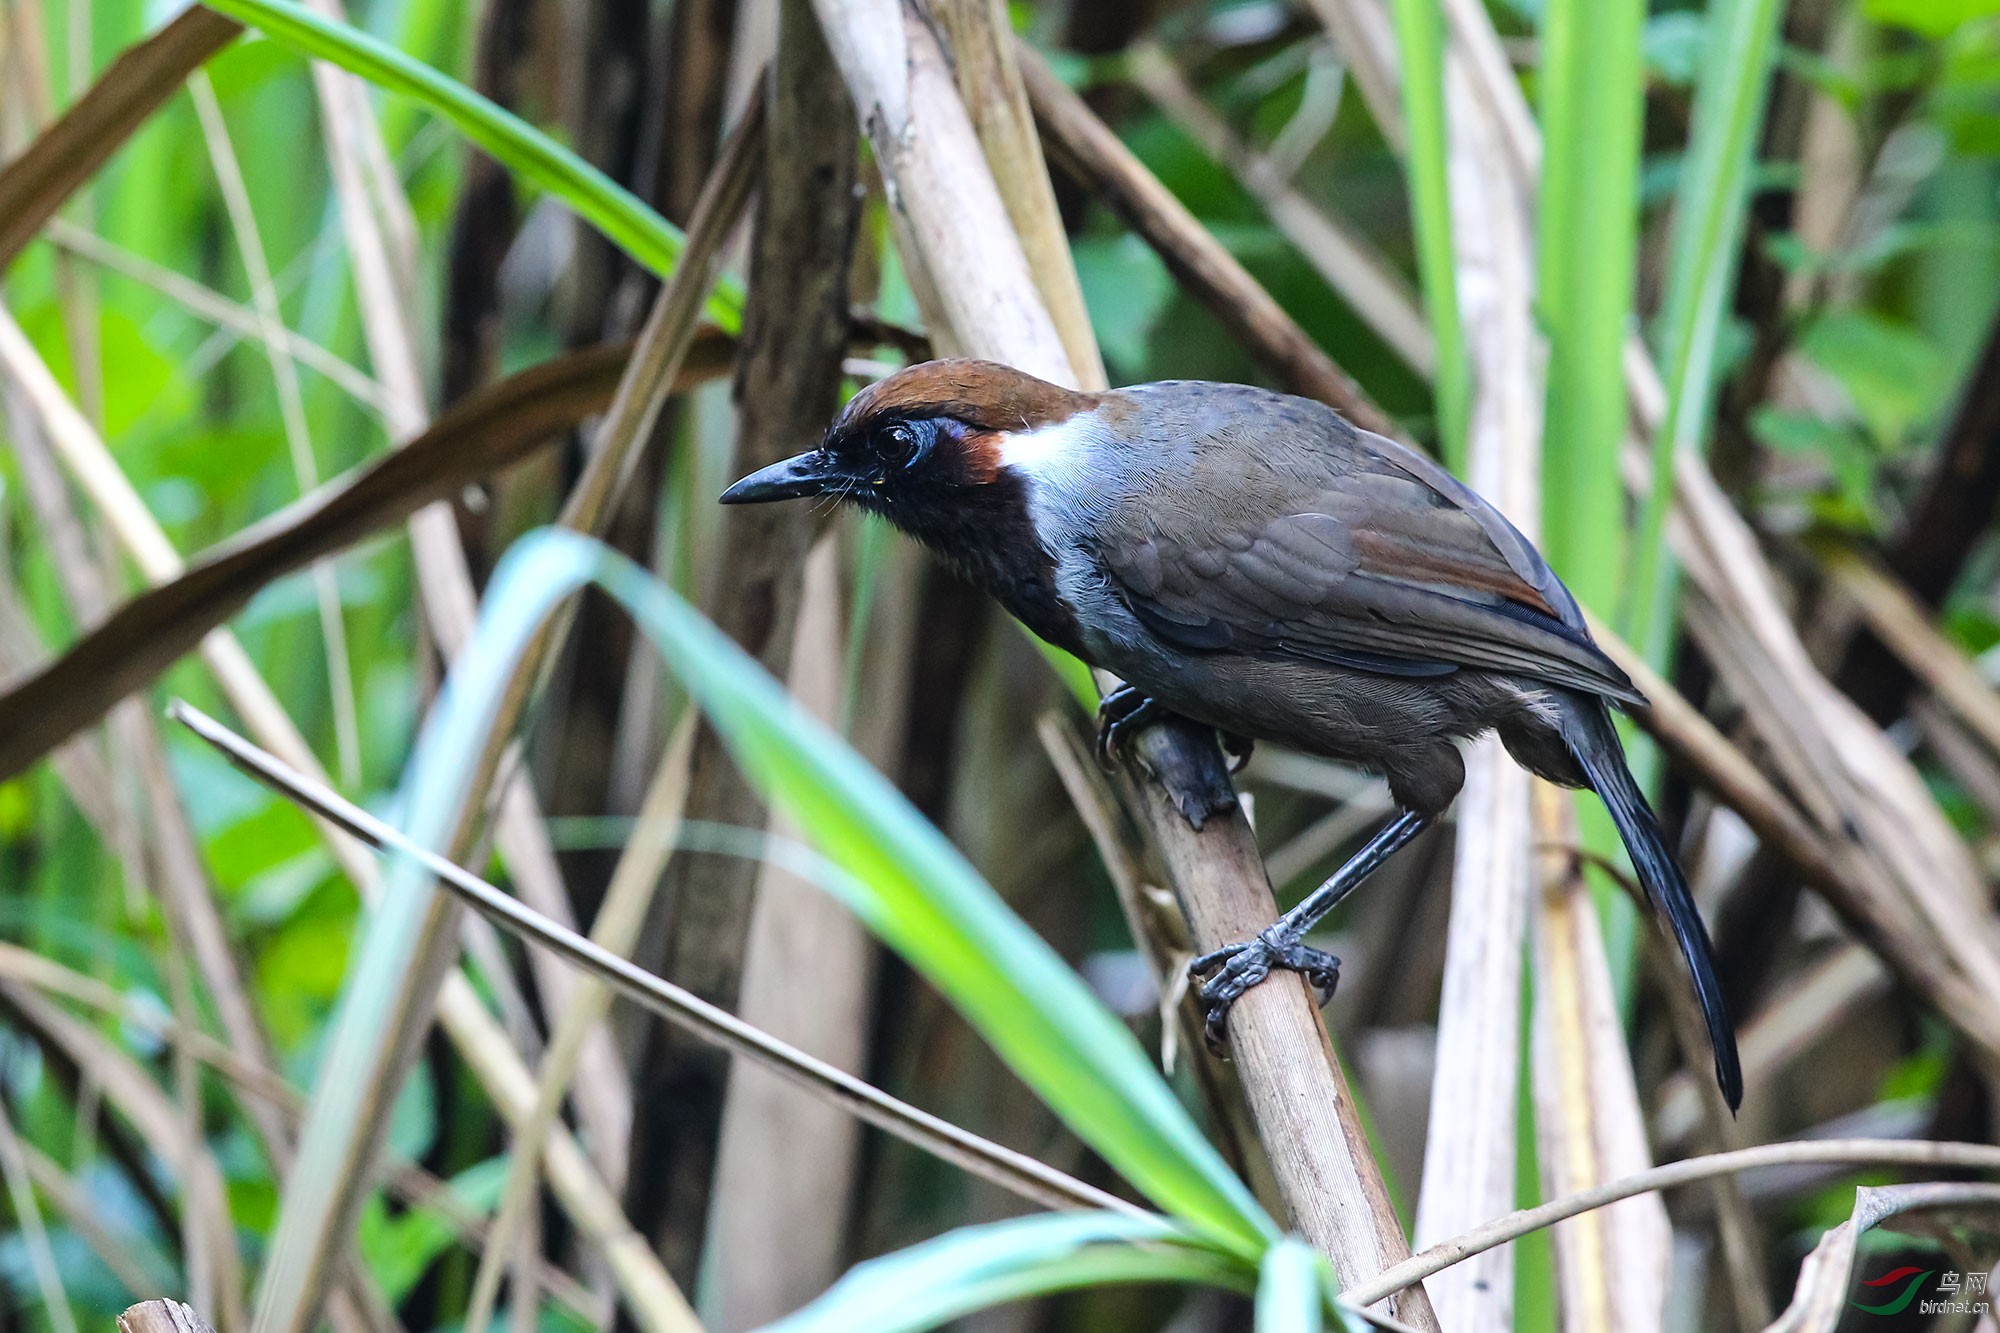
<box><xmin>718</xmin><ymin>358</ymin><xmax>1099</xmax><ymax>519</ymax></box>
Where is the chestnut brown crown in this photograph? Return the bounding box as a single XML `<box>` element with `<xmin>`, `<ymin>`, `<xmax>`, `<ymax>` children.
<box><xmin>718</xmin><ymin>359</ymin><xmax>1095</xmax><ymax>504</ymax></box>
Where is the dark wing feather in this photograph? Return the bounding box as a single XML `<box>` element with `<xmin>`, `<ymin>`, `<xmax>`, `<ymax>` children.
<box><xmin>1096</xmin><ymin>419</ymin><xmax>1642</xmax><ymax>705</ymax></box>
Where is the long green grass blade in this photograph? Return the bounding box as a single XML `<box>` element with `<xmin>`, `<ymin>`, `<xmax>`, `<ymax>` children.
<box><xmin>413</xmin><ymin>528</ymin><xmax>1276</xmax><ymax>1255</ymax></box>
<box><xmin>1535</xmin><ymin>0</ymin><xmax>1643</xmax><ymax>617</ymax></box>
<box><xmin>1389</xmin><ymin>0</ymin><xmax>1470</xmax><ymax>471</ymax></box>
<box><xmin>197</xmin><ymin>0</ymin><xmax>743</xmax><ymax>331</ymax></box>
<box><xmin>1625</xmin><ymin>0</ymin><xmax>1787</xmax><ymax>652</ymax></box>
<box><xmin>759</xmin><ymin>1213</ymin><xmax>1251</xmax><ymax>1333</ymax></box>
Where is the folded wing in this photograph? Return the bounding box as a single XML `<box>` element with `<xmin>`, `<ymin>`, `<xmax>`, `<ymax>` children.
<box><xmin>1094</xmin><ymin>425</ymin><xmax>1642</xmax><ymax>706</ymax></box>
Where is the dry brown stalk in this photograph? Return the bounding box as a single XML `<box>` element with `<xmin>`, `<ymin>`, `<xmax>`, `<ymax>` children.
<box><xmin>809</xmin><ymin>4</ymin><xmax>1436</xmax><ymax>1322</ymax></box>
<box><xmin>1410</xmin><ymin>46</ymin><xmax>1539</xmax><ymax>1329</ymax></box>
<box><xmin>931</xmin><ymin>0</ymin><xmax>1105</xmax><ymax>389</ymax></box>
<box><xmin>710</xmin><ymin>539</ymin><xmax>880</xmax><ymax>1328</ymax></box>
<box><xmin>1036</xmin><ymin>714</ymin><xmax>1287</xmax><ymax>1212</ymax></box>
<box><xmin>626</xmin><ymin>6</ymin><xmax>858</xmax><ymax>1282</ymax></box>
<box><xmin>0</xmin><ymin>6</ymin><xmax>241</xmax><ymax>268</ymax></box>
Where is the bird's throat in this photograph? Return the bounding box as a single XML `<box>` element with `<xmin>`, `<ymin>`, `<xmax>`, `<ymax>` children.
<box><xmin>864</xmin><ymin>471</ymin><xmax>1088</xmax><ymax>659</ymax></box>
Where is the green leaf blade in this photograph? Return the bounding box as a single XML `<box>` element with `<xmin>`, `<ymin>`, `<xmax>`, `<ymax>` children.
<box><xmin>759</xmin><ymin>1212</ymin><xmax>1252</xmax><ymax>1333</ymax></box>
<box><xmin>404</xmin><ymin>529</ymin><xmax>1276</xmax><ymax>1257</ymax></box>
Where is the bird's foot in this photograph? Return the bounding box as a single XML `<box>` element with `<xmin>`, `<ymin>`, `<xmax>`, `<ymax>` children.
<box><xmin>1189</xmin><ymin>930</ymin><xmax>1340</xmax><ymax>1053</ymax></box>
<box><xmin>1095</xmin><ymin>699</ymin><xmax>1240</xmax><ymax>830</ymax></box>
<box><xmin>1095</xmin><ymin>686</ymin><xmax>1164</xmax><ymax>769</ymax></box>
<box><xmin>1221</xmin><ymin>732</ymin><xmax>1255</xmax><ymax>774</ymax></box>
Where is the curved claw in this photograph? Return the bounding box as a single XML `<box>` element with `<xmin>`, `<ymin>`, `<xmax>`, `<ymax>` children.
<box><xmin>1094</xmin><ymin>687</ymin><xmax>1163</xmax><ymax>770</ymax></box>
<box><xmin>1188</xmin><ymin>933</ymin><xmax>1341</xmax><ymax>1054</ymax></box>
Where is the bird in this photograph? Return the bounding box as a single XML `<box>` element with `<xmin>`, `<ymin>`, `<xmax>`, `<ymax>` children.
<box><xmin>721</xmin><ymin>357</ymin><xmax>1742</xmax><ymax>1111</ymax></box>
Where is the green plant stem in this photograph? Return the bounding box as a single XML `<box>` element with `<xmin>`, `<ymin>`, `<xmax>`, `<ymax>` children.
<box><xmin>1625</xmin><ymin>0</ymin><xmax>1787</xmax><ymax>653</ymax></box>
<box><xmin>1389</xmin><ymin>0</ymin><xmax>1470</xmax><ymax>472</ymax></box>
<box><xmin>1535</xmin><ymin>0</ymin><xmax>1642</xmax><ymax>618</ymax></box>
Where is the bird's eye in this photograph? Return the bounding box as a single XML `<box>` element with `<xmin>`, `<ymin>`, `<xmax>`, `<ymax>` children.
<box><xmin>878</xmin><ymin>421</ymin><xmax>929</xmax><ymax>469</ymax></box>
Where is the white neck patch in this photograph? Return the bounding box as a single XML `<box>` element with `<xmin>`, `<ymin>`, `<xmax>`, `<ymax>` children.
<box><xmin>995</xmin><ymin>411</ymin><xmax>1097</xmax><ymax>487</ymax></box>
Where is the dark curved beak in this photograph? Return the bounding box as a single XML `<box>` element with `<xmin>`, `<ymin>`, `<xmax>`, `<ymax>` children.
<box><xmin>719</xmin><ymin>451</ymin><xmax>838</xmax><ymax>505</ymax></box>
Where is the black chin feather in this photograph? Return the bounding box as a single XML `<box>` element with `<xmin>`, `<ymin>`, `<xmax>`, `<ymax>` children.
<box><xmin>850</xmin><ymin>471</ymin><xmax>1087</xmax><ymax>658</ymax></box>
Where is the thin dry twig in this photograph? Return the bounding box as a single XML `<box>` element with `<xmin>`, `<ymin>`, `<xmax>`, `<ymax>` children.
<box><xmin>1345</xmin><ymin>1139</ymin><xmax>2000</xmax><ymax>1312</ymax></box>
<box><xmin>170</xmin><ymin>699</ymin><xmax>1141</xmax><ymax>1220</ymax></box>
<box><xmin>1823</xmin><ymin>545</ymin><xmax>2000</xmax><ymax>763</ymax></box>
<box><xmin>0</xmin><ymin>1099</ymin><xmax>79</xmax><ymax>1333</ymax></box>
<box><xmin>188</xmin><ymin>69</ymin><xmax>361</xmax><ymax>787</ymax></box>
<box><xmin>463</xmin><ymin>719</ymin><xmax>698</xmax><ymax>1333</ymax></box>
<box><xmin>46</xmin><ymin>221</ymin><xmax>389</xmax><ymax>414</ymax></box>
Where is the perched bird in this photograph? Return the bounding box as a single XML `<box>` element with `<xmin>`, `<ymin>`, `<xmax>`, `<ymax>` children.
<box><xmin>722</xmin><ymin>358</ymin><xmax>1742</xmax><ymax>1111</ymax></box>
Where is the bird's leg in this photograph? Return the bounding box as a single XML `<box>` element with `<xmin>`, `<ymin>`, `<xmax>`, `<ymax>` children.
<box><xmin>1220</xmin><ymin>732</ymin><xmax>1255</xmax><ymax>774</ymax></box>
<box><xmin>1094</xmin><ymin>685</ymin><xmax>1164</xmax><ymax>769</ymax></box>
<box><xmin>1190</xmin><ymin>808</ymin><xmax>1432</xmax><ymax>1050</ymax></box>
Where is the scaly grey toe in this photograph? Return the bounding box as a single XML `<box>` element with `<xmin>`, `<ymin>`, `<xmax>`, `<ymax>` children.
<box><xmin>1189</xmin><ymin>933</ymin><xmax>1342</xmax><ymax>1053</ymax></box>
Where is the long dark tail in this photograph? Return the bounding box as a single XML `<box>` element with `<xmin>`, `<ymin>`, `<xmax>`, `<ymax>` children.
<box><xmin>1563</xmin><ymin>698</ymin><xmax>1743</xmax><ymax>1112</ymax></box>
